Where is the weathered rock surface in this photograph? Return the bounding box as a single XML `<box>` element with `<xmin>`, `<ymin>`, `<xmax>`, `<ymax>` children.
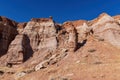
<box><xmin>1</xmin><ymin>13</ymin><xmax>120</xmax><ymax>80</ymax></box>
<box><xmin>23</xmin><ymin>18</ymin><xmax>57</xmax><ymax>52</ymax></box>
<box><xmin>0</xmin><ymin>17</ymin><xmax>18</xmax><ymax>57</ymax></box>
<box><xmin>17</xmin><ymin>23</ymin><xmax>27</xmax><ymax>33</ymax></box>
<box><xmin>90</xmin><ymin>13</ymin><xmax>120</xmax><ymax>48</ymax></box>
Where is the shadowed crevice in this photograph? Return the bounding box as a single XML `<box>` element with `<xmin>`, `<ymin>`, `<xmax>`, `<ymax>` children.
<box><xmin>0</xmin><ymin>27</ymin><xmax>18</xmax><ymax>57</ymax></box>
<box><xmin>76</xmin><ymin>39</ymin><xmax>87</xmax><ymax>51</ymax></box>
<box><xmin>23</xmin><ymin>34</ymin><xmax>34</xmax><ymax>62</ymax></box>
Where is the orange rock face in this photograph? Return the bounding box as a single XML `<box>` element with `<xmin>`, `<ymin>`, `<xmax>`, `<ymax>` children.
<box><xmin>1</xmin><ymin>13</ymin><xmax>120</xmax><ymax>80</ymax></box>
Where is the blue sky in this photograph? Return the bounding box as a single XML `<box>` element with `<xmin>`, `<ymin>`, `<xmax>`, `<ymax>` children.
<box><xmin>0</xmin><ymin>0</ymin><xmax>120</xmax><ymax>23</ymax></box>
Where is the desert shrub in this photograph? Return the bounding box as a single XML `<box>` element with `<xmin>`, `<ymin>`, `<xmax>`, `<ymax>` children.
<box><xmin>94</xmin><ymin>61</ymin><xmax>102</xmax><ymax>64</ymax></box>
<box><xmin>60</xmin><ymin>77</ymin><xmax>69</xmax><ymax>80</ymax></box>
<box><xmin>98</xmin><ymin>38</ymin><xmax>104</xmax><ymax>41</ymax></box>
<box><xmin>88</xmin><ymin>49</ymin><xmax>96</xmax><ymax>52</ymax></box>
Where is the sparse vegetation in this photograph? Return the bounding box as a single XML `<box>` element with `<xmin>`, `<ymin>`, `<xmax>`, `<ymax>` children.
<box><xmin>98</xmin><ymin>38</ymin><xmax>104</xmax><ymax>41</ymax></box>
<box><xmin>61</xmin><ymin>77</ymin><xmax>69</xmax><ymax>80</ymax></box>
<box><xmin>88</xmin><ymin>49</ymin><xmax>96</xmax><ymax>52</ymax></box>
<box><xmin>93</xmin><ymin>61</ymin><xmax>102</xmax><ymax>64</ymax></box>
<box><xmin>49</xmin><ymin>76</ymin><xmax>70</xmax><ymax>80</ymax></box>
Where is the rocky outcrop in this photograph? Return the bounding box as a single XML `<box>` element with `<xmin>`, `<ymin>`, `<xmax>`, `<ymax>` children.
<box><xmin>17</xmin><ymin>23</ymin><xmax>27</xmax><ymax>33</ymax></box>
<box><xmin>5</xmin><ymin>34</ymin><xmax>34</xmax><ymax>65</ymax></box>
<box><xmin>35</xmin><ymin>50</ymin><xmax>68</xmax><ymax>71</ymax></box>
<box><xmin>22</xmin><ymin>18</ymin><xmax>57</xmax><ymax>52</ymax></box>
<box><xmin>0</xmin><ymin>17</ymin><xmax>18</xmax><ymax>57</ymax></box>
<box><xmin>63</xmin><ymin>22</ymin><xmax>77</xmax><ymax>51</ymax></box>
<box><xmin>60</xmin><ymin>20</ymin><xmax>92</xmax><ymax>51</ymax></box>
<box><xmin>73</xmin><ymin>20</ymin><xmax>92</xmax><ymax>43</ymax></box>
<box><xmin>0</xmin><ymin>34</ymin><xmax>33</xmax><ymax>66</ymax></box>
<box><xmin>0</xmin><ymin>16</ymin><xmax>17</xmax><ymax>27</ymax></box>
<box><xmin>90</xmin><ymin>13</ymin><xmax>120</xmax><ymax>48</ymax></box>
<box><xmin>6</xmin><ymin>34</ymin><xmax>25</xmax><ymax>65</ymax></box>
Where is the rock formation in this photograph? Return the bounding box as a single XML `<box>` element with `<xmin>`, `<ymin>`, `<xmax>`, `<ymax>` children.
<box><xmin>0</xmin><ymin>16</ymin><xmax>18</xmax><ymax>57</ymax></box>
<box><xmin>1</xmin><ymin>13</ymin><xmax>120</xmax><ymax>80</ymax></box>
<box><xmin>22</xmin><ymin>18</ymin><xmax>57</xmax><ymax>52</ymax></box>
